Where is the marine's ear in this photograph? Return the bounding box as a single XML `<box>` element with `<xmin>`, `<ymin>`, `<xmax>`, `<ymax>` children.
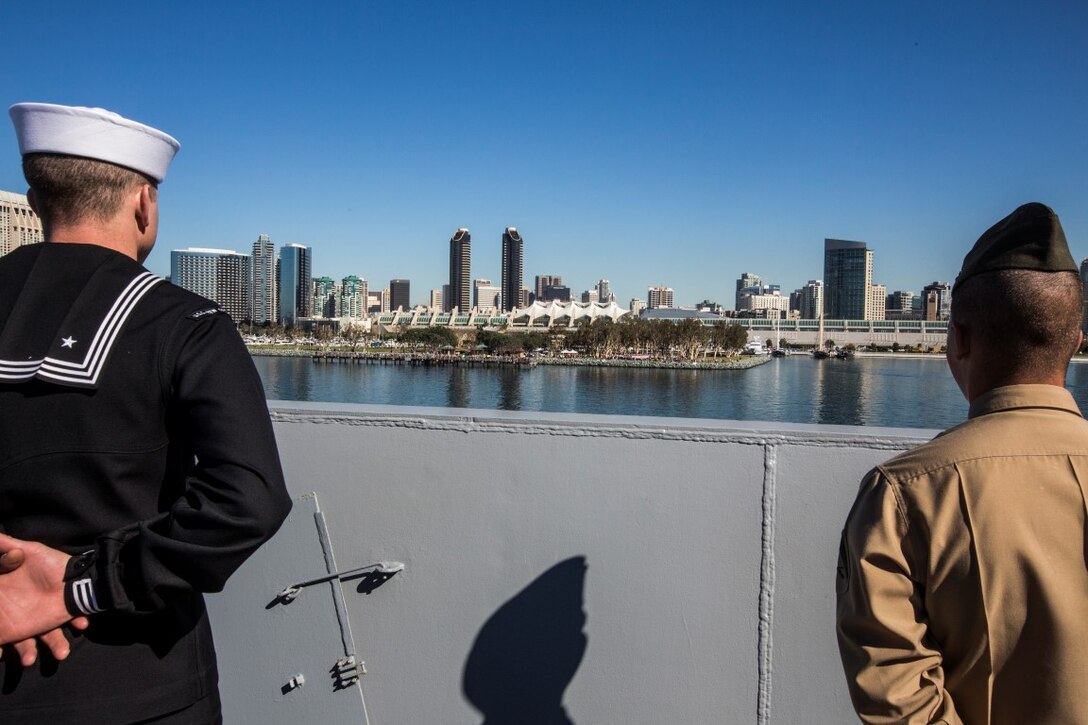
<box><xmin>949</xmin><ymin>320</ymin><xmax>971</xmax><ymax>360</ymax></box>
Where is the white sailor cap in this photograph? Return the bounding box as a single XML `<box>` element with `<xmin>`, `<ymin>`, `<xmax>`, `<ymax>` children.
<box><xmin>8</xmin><ymin>102</ymin><xmax>180</xmax><ymax>184</ymax></box>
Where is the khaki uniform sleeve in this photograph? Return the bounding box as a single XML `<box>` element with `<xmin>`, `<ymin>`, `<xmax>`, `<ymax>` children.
<box><xmin>835</xmin><ymin>470</ymin><xmax>962</xmax><ymax>725</ymax></box>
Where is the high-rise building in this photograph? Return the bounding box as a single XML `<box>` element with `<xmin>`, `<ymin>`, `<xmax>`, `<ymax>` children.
<box><xmin>799</xmin><ymin>280</ymin><xmax>823</xmax><ymax>320</ymax></box>
<box><xmin>736</xmin><ymin>273</ymin><xmax>762</xmax><ymax>310</ymax></box>
<box><xmin>390</xmin><ymin>279</ymin><xmax>410</xmax><ymax>311</ymax></box>
<box><xmin>501</xmin><ymin>227</ymin><xmax>524</xmax><ymax>312</ymax></box>
<box><xmin>250</xmin><ymin>234</ymin><xmax>277</xmax><ymax>325</ymax></box>
<box><xmin>581</xmin><ymin>290</ymin><xmax>600</xmax><ymax>304</ymax></box>
<box><xmin>738</xmin><ymin>291</ymin><xmax>788</xmax><ymax>318</ymax></box>
<box><xmin>737</xmin><ymin>272</ymin><xmax>762</xmax><ymax>290</ymax></box>
<box><xmin>869</xmin><ymin>283</ymin><xmax>887</xmax><ymax>321</ymax></box>
<box><xmin>430</xmin><ymin>288</ymin><xmax>443</xmax><ymax>310</ymax></box>
<box><xmin>341</xmin><ymin>276</ymin><xmax>367</xmax><ymax>318</ymax></box>
<box><xmin>447</xmin><ymin>228</ymin><xmax>471</xmax><ymax>312</ymax></box>
<box><xmin>922</xmin><ymin>281</ymin><xmax>952</xmax><ymax>321</ymax></box>
<box><xmin>789</xmin><ymin>289</ymin><xmax>804</xmax><ymax>315</ymax></box>
<box><xmin>0</xmin><ymin>190</ymin><xmax>44</xmax><ymax>257</ymax></box>
<box><xmin>695</xmin><ymin>300</ymin><xmax>724</xmax><ymax>315</ymax></box>
<box><xmin>534</xmin><ymin>275</ymin><xmax>563</xmax><ymax>302</ymax></box>
<box><xmin>629</xmin><ymin>298</ymin><xmax>646</xmax><ymax>316</ymax></box>
<box><xmin>887</xmin><ymin>290</ymin><xmax>913</xmax><ymax>311</ymax></box>
<box><xmin>170</xmin><ymin>248</ymin><xmax>250</xmax><ymax>322</ymax></box>
<box><xmin>313</xmin><ymin>276</ymin><xmax>339</xmax><ymax>318</ymax></box>
<box><xmin>823</xmin><ymin>239</ymin><xmax>873</xmax><ymax>320</ymax></box>
<box><xmin>886</xmin><ymin>290</ymin><xmax>915</xmax><ymax>319</ymax></box>
<box><xmin>541</xmin><ymin>285</ymin><xmax>571</xmax><ymax>302</ymax></box>
<box><xmin>521</xmin><ymin>287</ymin><xmax>532</xmax><ymax>308</ymax></box>
<box><xmin>924</xmin><ymin>290</ymin><xmax>940</xmax><ymax>321</ymax></box>
<box><xmin>647</xmin><ymin>286</ymin><xmax>675</xmax><ymax>309</ymax></box>
<box><xmin>474</xmin><ymin>279</ymin><xmax>501</xmax><ymax>311</ymax></box>
<box><xmin>597</xmin><ymin>279</ymin><xmax>613</xmax><ymax>303</ymax></box>
<box><xmin>278</xmin><ymin>243</ymin><xmax>312</xmax><ymax>326</ymax></box>
<box><xmin>1080</xmin><ymin>260</ymin><xmax>1088</xmax><ymax>333</ymax></box>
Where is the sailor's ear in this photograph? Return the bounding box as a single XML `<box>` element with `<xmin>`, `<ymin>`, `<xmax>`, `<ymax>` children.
<box><xmin>135</xmin><ymin>185</ymin><xmax>154</xmax><ymax>231</ymax></box>
<box><xmin>26</xmin><ymin>188</ymin><xmax>38</xmax><ymax>214</ymax></box>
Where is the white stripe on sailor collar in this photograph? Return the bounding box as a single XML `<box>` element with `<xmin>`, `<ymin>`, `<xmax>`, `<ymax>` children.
<box><xmin>0</xmin><ymin>271</ymin><xmax>162</xmax><ymax>387</ymax></box>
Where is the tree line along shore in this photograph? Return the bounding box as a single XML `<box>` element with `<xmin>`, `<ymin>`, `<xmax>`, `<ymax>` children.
<box><xmin>239</xmin><ymin>316</ymin><xmax>975</xmax><ymax>363</ymax></box>
<box><xmin>243</xmin><ymin>317</ymin><xmax>749</xmax><ymax>357</ymax></box>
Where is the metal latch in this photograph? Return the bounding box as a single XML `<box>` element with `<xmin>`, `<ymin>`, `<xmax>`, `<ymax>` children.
<box><xmin>276</xmin><ymin>561</ymin><xmax>405</xmax><ymax>604</ymax></box>
<box><xmin>332</xmin><ymin>654</ymin><xmax>366</xmax><ymax>690</ymax></box>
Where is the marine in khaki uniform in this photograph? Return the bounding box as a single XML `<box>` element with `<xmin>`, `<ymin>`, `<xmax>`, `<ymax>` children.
<box><xmin>836</xmin><ymin>202</ymin><xmax>1088</xmax><ymax>724</ymax></box>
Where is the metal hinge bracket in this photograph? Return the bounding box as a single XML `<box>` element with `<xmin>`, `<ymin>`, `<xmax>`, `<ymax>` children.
<box><xmin>332</xmin><ymin>654</ymin><xmax>367</xmax><ymax>690</ymax></box>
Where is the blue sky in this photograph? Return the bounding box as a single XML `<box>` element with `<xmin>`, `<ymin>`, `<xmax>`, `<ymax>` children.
<box><xmin>3</xmin><ymin>1</ymin><xmax>1086</xmax><ymax>308</ymax></box>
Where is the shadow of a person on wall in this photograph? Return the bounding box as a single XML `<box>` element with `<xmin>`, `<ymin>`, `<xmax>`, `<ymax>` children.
<box><xmin>462</xmin><ymin>556</ymin><xmax>588</xmax><ymax>725</ymax></box>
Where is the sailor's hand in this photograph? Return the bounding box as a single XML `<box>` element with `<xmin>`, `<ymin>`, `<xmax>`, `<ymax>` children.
<box><xmin>0</xmin><ymin>535</ymin><xmax>90</xmax><ymax>665</ymax></box>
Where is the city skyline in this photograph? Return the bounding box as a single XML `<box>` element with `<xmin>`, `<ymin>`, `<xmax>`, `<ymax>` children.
<box><xmin>164</xmin><ymin>224</ymin><xmax>975</xmax><ymax>314</ymax></box>
<box><xmin>0</xmin><ymin>192</ymin><xmax>1074</xmax><ymax>318</ymax></box>
<box><xmin>2</xmin><ymin>2</ymin><xmax>1087</xmax><ymax>306</ymax></box>
<box><xmin>147</xmin><ymin>233</ymin><xmax>1067</xmax><ymax>325</ymax></box>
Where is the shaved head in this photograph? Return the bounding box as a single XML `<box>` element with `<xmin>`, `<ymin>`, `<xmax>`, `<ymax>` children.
<box><xmin>951</xmin><ymin>269</ymin><xmax>1082</xmax><ymax>380</ymax></box>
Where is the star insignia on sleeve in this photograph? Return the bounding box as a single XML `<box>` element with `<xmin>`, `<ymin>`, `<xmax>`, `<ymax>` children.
<box><xmin>61</xmin><ymin>336</ymin><xmax>78</xmax><ymax>349</ymax></box>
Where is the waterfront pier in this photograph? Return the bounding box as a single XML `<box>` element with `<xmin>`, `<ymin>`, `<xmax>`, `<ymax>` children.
<box><xmin>310</xmin><ymin>351</ymin><xmax>538</xmax><ymax>368</ymax></box>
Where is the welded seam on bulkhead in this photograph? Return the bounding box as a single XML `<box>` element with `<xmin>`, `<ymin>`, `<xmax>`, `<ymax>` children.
<box><xmin>268</xmin><ymin>409</ymin><xmax>926</xmax><ymax>451</ymax></box>
<box><xmin>756</xmin><ymin>443</ymin><xmax>777</xmax><ymax>725</ymax></box>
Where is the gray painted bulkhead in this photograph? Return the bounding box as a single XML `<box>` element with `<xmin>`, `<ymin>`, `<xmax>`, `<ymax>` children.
<box><xmin>209</xmin><ymin>402</ymin><xmax>933</xmax><ymax>724</ymax></box>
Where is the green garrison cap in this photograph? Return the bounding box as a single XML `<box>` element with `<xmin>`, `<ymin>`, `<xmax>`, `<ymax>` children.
<box><xmin>954</xmin><ymin>202</ymin><xmax>1076</xmax><ymax>292</ymax></box>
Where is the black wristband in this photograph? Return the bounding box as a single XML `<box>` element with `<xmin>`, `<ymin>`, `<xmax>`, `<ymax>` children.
<box><xmin>63</xmin><ymin>550</ymin><xmax>105</xmax><ymax>616</ymax></box>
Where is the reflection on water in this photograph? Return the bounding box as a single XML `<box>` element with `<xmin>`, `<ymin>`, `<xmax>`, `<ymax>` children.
<box><xmin>1066</xmin><ymin>363</ymin><xmax>1088</xmax><ymax>403</ymax></box>
<box><xmin>261</xmin><ymin>354</ymin><xmax>315</xmax><ymax>401</ymax></box>
<box><xmin>498</xmin><ymin>367</ymin><xmax>522</xmax><ymax>411</ymax></box>
<box><xmin>447</xmin><ymin>368</ymin><xmax>471</xmax><ymax>409</ymax></box>
<box><xmin>252</xmin><ymin>356</ymin><xmax>1088</xmax><ymax>430</ymax></box>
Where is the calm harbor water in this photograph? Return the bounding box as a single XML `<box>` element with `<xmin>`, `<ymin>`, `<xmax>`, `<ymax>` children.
<box><xmin>252</xmin><ymin>355</ymin><xmax>1088</xmax><ymax>430</ymax></box>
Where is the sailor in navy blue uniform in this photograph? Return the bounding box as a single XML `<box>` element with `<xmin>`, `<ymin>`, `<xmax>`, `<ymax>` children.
<box><xmin>0</xmin><ymin>103</ymin><xmax>291</xmax><ymax>724</ymax></box>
